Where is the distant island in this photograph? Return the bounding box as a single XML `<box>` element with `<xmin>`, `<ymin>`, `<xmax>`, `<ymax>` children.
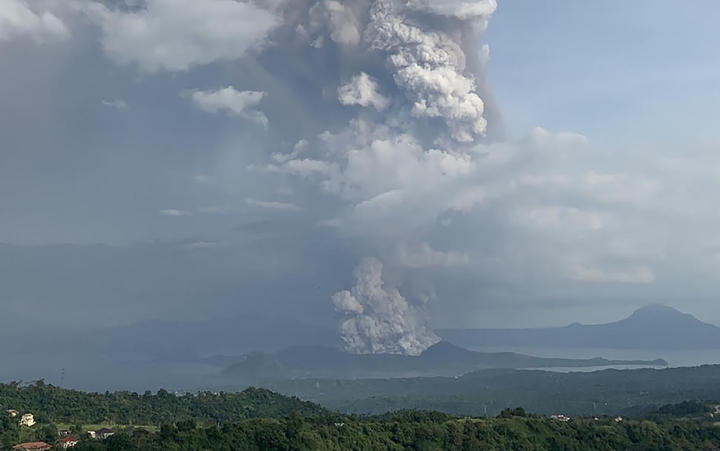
<box><xmin>438</xmin><ymin>304</ymin><xmax>720</xmax><ymax>350</ymax></box>
<box><xmin>220</xmin><ymin>341</ymin><xmax>666</xmax><ymax>382</ymax></box>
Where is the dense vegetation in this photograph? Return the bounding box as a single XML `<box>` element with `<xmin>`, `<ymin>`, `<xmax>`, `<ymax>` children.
<box><xmin>265</xmin><ymin>365</ymin><xmax>720</xmax><ymax>417</ymax></box>
<box><xmin>3</xmin><ymin>409</ymin><xmax>719</xmax><ymax>451</ymax></box>
<box><xmin>2</xmin><ymin>382</ymin><xmax>720</xmax><ymax>450</ymax></box>
<box><xmin>0</xmin><ymin>381</ymin><xmax>324</xmax><ymax>425</ymax></box>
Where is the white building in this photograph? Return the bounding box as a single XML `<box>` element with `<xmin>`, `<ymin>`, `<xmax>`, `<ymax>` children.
<box><xmin>19</xmin><ymin>414</ymin><xmax>35</xmax><ymax>427</ymax></box>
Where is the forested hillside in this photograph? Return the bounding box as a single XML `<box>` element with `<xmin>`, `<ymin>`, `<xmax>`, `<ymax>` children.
<box><xmin>2</xmin><ymin>383</ymin><xmax>720</xmax><ymax>450</ymax></box>
<box><xmin>0</xmin><ymin>381</ymin><xmax>324</xmax><ymax>424</ymax></box>
<box><xmin>5</xmin><ymin>410</ymin><xmax>719</xmax><ymax>451</ymax></box>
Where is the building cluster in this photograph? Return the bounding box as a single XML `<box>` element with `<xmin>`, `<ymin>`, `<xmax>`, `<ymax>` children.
<box><xmin>6</xmin><ymin>407</ymin><xmax>115</xmax><ymax>449</ymax></box>
<box><xmin>87</xmin><ymin>428</ymin><xmax>115</xmax><ymax>440</ymax></box>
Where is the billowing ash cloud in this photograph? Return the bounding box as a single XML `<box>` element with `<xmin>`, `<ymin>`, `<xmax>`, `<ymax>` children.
<box><xmin>338</xmin><ymin>73</ymin><xmax>389</xmax><ymax>110</ymax></box>
<box><xmin>332</xmin><ymin>258</ymin><xmax>439</xmax><ymax>355</ymax></box>
<box><xmin>257</xmin><ymin>0</ymin><xmax>497</xmax><ymax>354</ymax></box>
<box><xmin>366</xmin><ymin>0</ymin><xmax>492</xmax><ymax>142</ymax></box>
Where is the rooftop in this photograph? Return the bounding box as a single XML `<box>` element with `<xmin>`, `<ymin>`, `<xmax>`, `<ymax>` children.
<box><xmin>12</xmin><ymin>442</ymin><xmax>51</xmax><ymax>450</ymax></box>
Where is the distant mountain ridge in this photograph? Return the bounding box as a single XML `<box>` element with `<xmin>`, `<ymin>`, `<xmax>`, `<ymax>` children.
<box><xmin>438</xmin><ymin>304</ymin><xmax>720</xmax><ymax>350</ymax></box>
<box><xmin>221</xmin><ymin>341</ymin><xmax>666</xmax><ymax>381</ymax></box>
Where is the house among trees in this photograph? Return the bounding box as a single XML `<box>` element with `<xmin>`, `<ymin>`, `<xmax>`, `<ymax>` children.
<box><xmin>19</xmin><ymin>413</ymin><xmax>36</xmax><ymax>427</ymax></box>
<box><xmin>7</xmin><ymin>409</ymin><xmax>19</xmax><ymax>417</ymax></box>
<box><xmin>58</xmin><ymin>437</ymin><xmax>78</xmax><ymax>449</ymax></box>
<box><xmin>550</xmin><ymin>414</ymin><xmax>571</xmax><ymax>422</ymax></box>
<box><xmin>90</xmin><ymin>428</ymin><xmax>115</xmax><ymax>440</ymax></box>
<box><xmin>12</xmin><ymin>442</ymin><xmax>52</xmax><ymax>451</ymax></box>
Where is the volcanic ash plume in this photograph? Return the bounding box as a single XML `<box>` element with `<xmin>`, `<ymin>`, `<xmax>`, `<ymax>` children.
<box><xmin>366</xmin><ymin>0</ymin><xmax>493</xmax><ymax>142</ymax></box>
<box><xmin>332</xmin><ymin>258</ymin><xmax>439</xmax><ymax>355</ymax></box>
<box><xmin>272</xmin><ymin>0</ymin><xmax>497</xmax><ymax>354</ymax></box>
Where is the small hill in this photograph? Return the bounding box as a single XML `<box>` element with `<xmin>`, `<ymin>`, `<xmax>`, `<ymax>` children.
<box><xmin>437</xmin><ymin>304</ymin><xmax>720</xmax><ymax>350</ymax></box>
<box><xmin>419</xmin><ymin>341</ymin><xmax>479</xmax><ymax>364</ymax></box>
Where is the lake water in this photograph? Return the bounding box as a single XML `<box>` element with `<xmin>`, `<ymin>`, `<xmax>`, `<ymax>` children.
<box><xmin>468</xmin><ymin>345</ymin><xmax>720</xmax><ymax>370</ymax></box>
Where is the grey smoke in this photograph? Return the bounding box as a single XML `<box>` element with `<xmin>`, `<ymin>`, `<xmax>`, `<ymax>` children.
<box><xmin>255</xmin><ymin>0</ymin><xmax>498</xmax><ymax>354</ymax></box>
<box><xmin>338</xmin><ymin>72</ymin><xmax>389</xmax><ymax>110</ymax></box>
<box><xmin>366</xmin><ymin>0</ymin><xmax>493</xmax><ymax>142</ymax></box>
<box><xmin>332</xmin><ymin>258</ymin><xmax>439</xmax><ymax>355</ymax></box>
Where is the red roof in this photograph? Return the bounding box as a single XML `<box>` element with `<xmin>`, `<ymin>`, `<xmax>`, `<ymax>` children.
<box><xmin>12</xmin><ymin>442</ymin><xmax>51</xmax><ymax>450</ymax></box>
<box><xmin>59</xmin><ymin>437</ymin><xmax>77</xmax><ymax>443</ymax></box>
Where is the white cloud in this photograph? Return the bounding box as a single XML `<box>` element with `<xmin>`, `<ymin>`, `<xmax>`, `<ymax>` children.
<box><xmin>272</xmin><ymin>139</ymin><xmax>308</xmax><ymax>164</ymax></box>
<box><xmin>88</xmin><ymin>0</ymin><xmax>278</xmax><ymax>73</ymax></box>
<box><xmin>572</xmin><ymin>265</ymin><xmax>656</xmax><ymax>284</ymax></box>
<box><xmin>192</xmin><ymin>175</ymin><xmax>215</xmax><ymax>184</ymax></box>
<box><xmin>0</xmin><ymin>0</ymin><xmax>69</xmax><ymax>42</ymax></box>
<box><xmin>581</xmin><ymin>171</ymin><xmax>660</xmax><ymax>205</ymax></box>
<box><xmin>447</xmin><ymin>186</ymin><xmax>486</xmax><ymax>213</ymax></box>
<box><xmin>190</xmin><ymin>87</ymin><xmax>268</xmax><ymax>127</ymax></box>
<box><xmin>198</xmin><ymin>205</ymin><xmax>233</xmax><ymax>214</ymax></box>
<box><xmin>407</xmin><ymin>0</ymin><xmax>497</xmax><ymax>20</ymax></box>
<box><xmin>338</xmin><ymin>73</ymin><xmax>389</xmax><ymax>110</ymax></box>
<box><xmin>517</xmin><ymin>206</ymin><xmax>609</xmax><ymax>232</ymax></box>
<box><xmin>395</xmin><ymin>242</ymin><xmax>470</xmax><ymax>268</ymax></box>
<box><xmin>159</xmin><ymin>209</ymin><xmax>191</xmax><ymax>217</ymax></box>
<box><xmin>262</xmin><ymin>109</ymin><xmax>668</xmax><ymax>293</ymax></box>
<box><xmin>266</xmin><ymin>119</ymin><xmax>484</xmax><ymax>241</ymax></box>
<box><xmin>264</xmin><ymin>158</ymin><xmax>337</xmax><ymax>179</ymax></box>
<box><xmin>101</xmin><ymin>99</ymin><xmax>128</xmax><ymax>109</ymax></box>
<box><xmin>245</xmin><ymin>198</ymin><xmax>300</xmax><ymax>211</ymax></box>
<box><xmin>183</xmin><ymin>241</ymin><xmax>222</xmax><ymax>250</ymax></box>
<box><xmin>529</xmin><ymin>126</ymin><xmax>589</xmax><ymax>151</ymax></box>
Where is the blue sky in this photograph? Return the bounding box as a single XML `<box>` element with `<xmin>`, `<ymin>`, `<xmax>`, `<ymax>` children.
<box><xmin>488</xmin><ymin>0</ymin><xmax>720</xmax><ymax>145</ymax></box>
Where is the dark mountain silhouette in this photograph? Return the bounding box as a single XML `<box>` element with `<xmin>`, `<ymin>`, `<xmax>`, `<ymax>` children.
<box><xmin>437</xmin><ymin>304</ymin><xmax>720</xmax><ymax>350</ymax></box>
<box><xmin>221</xmin><ymin>341</ymin><xmax>665</xmax><ymax>381</ymax></box>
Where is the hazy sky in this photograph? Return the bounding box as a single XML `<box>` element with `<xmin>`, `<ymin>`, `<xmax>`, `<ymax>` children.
<box><xmin>2</xmin><ymin>0</ymin><xmax>720</xmax><ymax>345</ymax></box>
